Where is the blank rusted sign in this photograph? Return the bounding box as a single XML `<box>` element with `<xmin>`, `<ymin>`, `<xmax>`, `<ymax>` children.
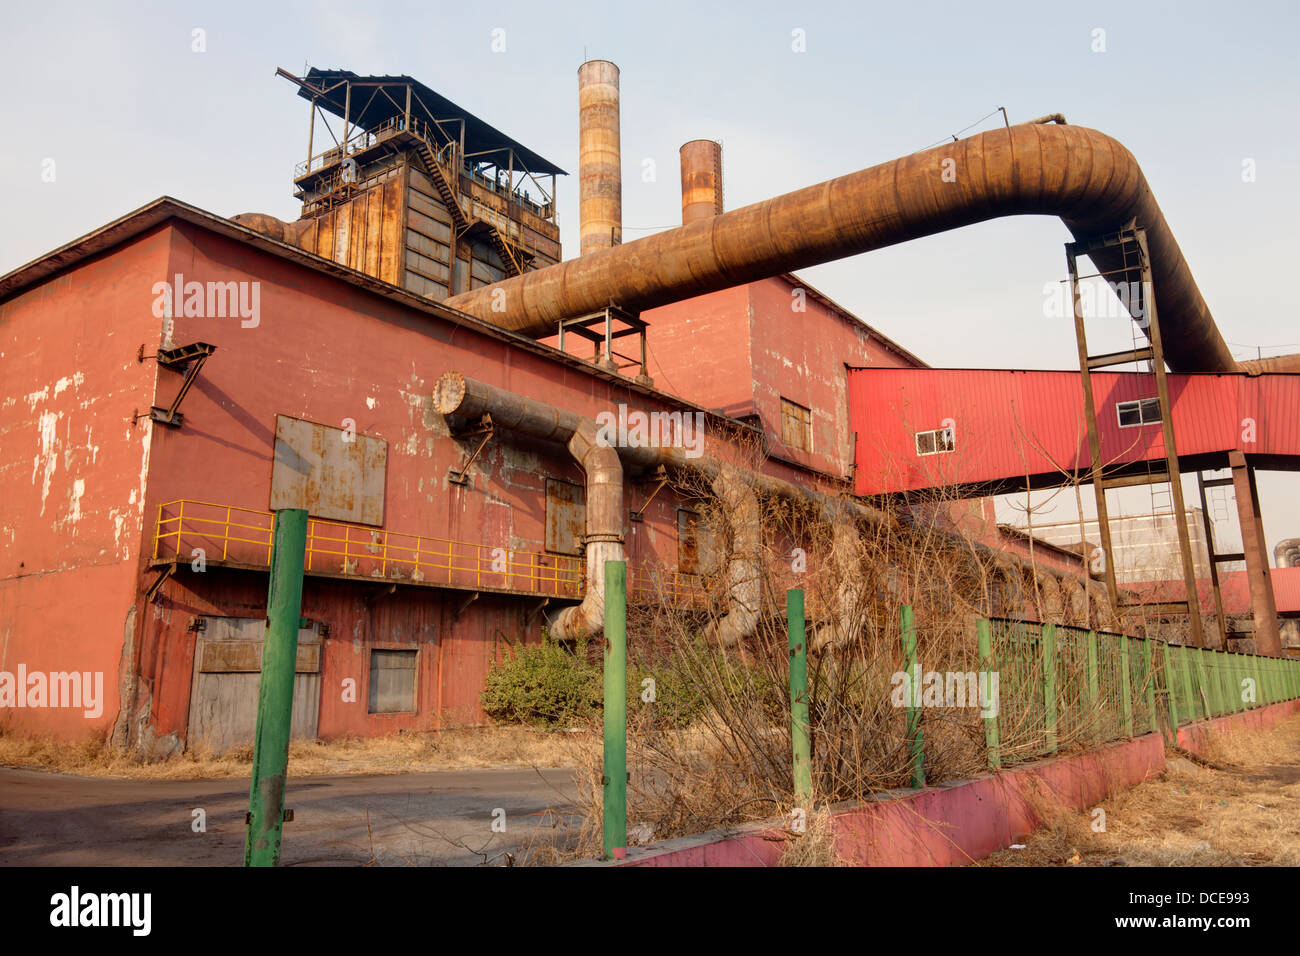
<box><xmin>271</xmin><ymin>414</ymin><xmax>387</xmax><ymax>526</ymax></box>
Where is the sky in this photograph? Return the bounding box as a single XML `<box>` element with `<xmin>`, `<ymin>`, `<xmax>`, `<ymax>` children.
<box><xmin>2</xmin><ymin>0</ymin><xmax>1297</xmax><ymax>558</ymax></box>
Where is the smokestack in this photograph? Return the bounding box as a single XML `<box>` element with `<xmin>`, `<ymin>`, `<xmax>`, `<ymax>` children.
<box><xmin>578</xmin><ymin>60</ymin><xmax>622</xmax><ymax>256</ymax></box>
<box><xmin>680</xmin><ymin>139</ymin><xmax>723</xmax><ymax>224</ymax></box>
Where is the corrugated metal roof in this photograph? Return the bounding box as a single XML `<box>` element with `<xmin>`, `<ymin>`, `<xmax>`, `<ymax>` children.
<box><xmin>299</xmin><ymin>68</ymin><xmax>566</xmax><ymax>176</ymax></box>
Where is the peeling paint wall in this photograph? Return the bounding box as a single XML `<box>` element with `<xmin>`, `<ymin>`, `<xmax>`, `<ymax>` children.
<box><xmin>0</xmin><ymin>228</ymin><xmax>166</xmax><ymax>738</ymax></box>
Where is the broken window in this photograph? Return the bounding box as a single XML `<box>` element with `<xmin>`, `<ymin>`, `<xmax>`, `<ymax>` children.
<box><xmin>1116</xmin><ymin>397</ymin><xmax>1162</xmax><ymax>428</ymax></box>
<box><xmin>915</xmin><ymin>426</ymin><xmax>956</xmax><ymax>456</ymax></box>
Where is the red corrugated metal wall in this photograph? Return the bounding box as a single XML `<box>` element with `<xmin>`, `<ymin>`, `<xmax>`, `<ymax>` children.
<box><xmin>849</xmin><ymin>368</ymin><xmax>1300</xmax><ymax>496</ymax></box>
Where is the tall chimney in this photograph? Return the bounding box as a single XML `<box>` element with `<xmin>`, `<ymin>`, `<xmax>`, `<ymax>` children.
<box><xmin>578</xmin><ymin>60</ymin><xmax>622</xmax><ymax>255</ymax></box>
<box><xmin>680</xmin><ymin>139</ymin><xmax>723</xmax><ymax>224</ymax></box>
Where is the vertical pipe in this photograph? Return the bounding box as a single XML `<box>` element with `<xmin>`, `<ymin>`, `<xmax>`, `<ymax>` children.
<box><xmin>976</xmin><ymin>619</ymin><xmax>1001</xmax><ymax>770</ymax></box>
<box><xmin>244</xmin><ymin>508</ymin><xmax>308</xmax><ymax>868</ymax></box>
<box><xmin>787</xmin><ymin>589</ymin><xmax>812</xmax><ymax>806</ymax></box>
<box><xmin>1042</xmin><ymin>623</ymin><xmax>1057</xmax><ymax>755</ymax></box>
<box><xmin>900</xmin><ymin>605</ymin><xmax>924</xmax><ymax>788</ymax></box>
<box><xmin>679</xmin><ymin>139</ymin><xmax>724</xmax><ymax>224</ymax></box>
<box><xmin>578</xmin><ymin>60</ymin><xmax>622</xmax><ymax>256</ymax></box>
<box><xmin>602</xmin><ymin>559</ymin><xmax>627</xmax><ymax>860</ymax></box>
<box><xmin>1119</xmin><ymin>635</ymin><xmax>1133</xmax><ymax>737</ymax></box>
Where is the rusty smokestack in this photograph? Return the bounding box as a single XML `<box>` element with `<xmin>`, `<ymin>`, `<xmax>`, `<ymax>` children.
<box><xmin>680</xmin><ymin>139</ymin><xmax>723</xmax><ymax>224</ymax></box>
<box><xmin>578</xmin><ymin>60</ymin><xmax>622</xmax><ymax>256</ymax></box>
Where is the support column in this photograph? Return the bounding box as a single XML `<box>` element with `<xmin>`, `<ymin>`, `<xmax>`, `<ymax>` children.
<box><xmin>1229</xmin><ymin>450</ymin><xmax>1281</xmax><ymax>656</ymax></box>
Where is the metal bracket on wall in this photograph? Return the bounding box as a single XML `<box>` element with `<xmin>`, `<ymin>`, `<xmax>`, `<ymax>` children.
<box><xmin>364</xmin><ymin>583</ymin><xmax>398</xmax><ymax>608</ymax></box>
<box><xmin>526</xmin><ymin>597</ymin><xmax>550</xmax><ymax>625</ymax></box>
<box><xmin>629</xmin><ymin>466</ymin><xmax>669</xmax><ymax>522</ymax></box>
<box><xmin>144</xmin><ymin>564</ymin><xmax>176</xmax><ymax>603</ymax></box>
<box><xmin>149</xmin><ymin>342</ymin><xmax>217</xmax><ymax>428</ymax></box>
<box><xmin>449</xmin><ymin>414</ymin><xmax>494</xmax><ymax>485</ymax></box>
<box><xmin>452</xmin><ymin>591</ymin><xmax>480</xmax><ymax>625</ymax></box>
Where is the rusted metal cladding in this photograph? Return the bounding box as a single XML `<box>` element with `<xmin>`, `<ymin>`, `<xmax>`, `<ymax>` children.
<box><xmin>445</xmin><ymin>123</ymin><xmax>1237</xmax><ymax>373</ymax></box>
<box><xmin>680</xmin><ymin>139</ymin><xmax>723</xmax><ymax>224</ymax></box>
<box><xmin>578</xmin><ymin>60</ymin><xmax>622</xmax><ymax>256</ymax></box>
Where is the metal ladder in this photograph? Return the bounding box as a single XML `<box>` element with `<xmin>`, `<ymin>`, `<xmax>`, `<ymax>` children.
<box><xmin>1065</xmin><ymin>226</ymin><xmax>1205</xmax><ymax>647</ymax></box>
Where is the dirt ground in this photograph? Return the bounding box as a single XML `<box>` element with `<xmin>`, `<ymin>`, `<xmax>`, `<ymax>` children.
<box><xmin>0</xmin><ymin>725</ymin><xmax>594</xmax><ymax>779</ymax></box>
<box><xmin>978</xmin><ymin>714</ymin><xmax>1300</xmax><ymax>866</ymax></box>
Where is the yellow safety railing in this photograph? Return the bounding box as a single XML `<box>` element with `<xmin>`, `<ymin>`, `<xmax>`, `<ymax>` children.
<box><xmin>152</xmin><ymin>499</ymin><xmax>583</xmax><ymax>599</ymax></box>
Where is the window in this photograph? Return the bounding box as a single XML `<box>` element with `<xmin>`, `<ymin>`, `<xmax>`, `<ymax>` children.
<box><xmin>369</xmin><ymin>649</ymin><xmax>418</xmax><ymax>714</ymax></box>
<box><xmin>780</xmin><ymin>398</ymin><xmax>812</xmax><ymax>452</ymax></box>
<box><xmin>1116</xmin><ymin>398</ymin><xmax>1162</xmax><ymax>428</ymax></box>
<box><xmin>915</xmin><ymin>427</ymin><xmax>955</xmax><ymax>457</ymax></box>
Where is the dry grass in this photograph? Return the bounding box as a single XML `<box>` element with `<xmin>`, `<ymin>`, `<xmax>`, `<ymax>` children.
<box><xmin>978</xmin><ymin>714</ymin><xmax>1300</xmax><ymax>866</ymax></box>
<box><xmin>0</xmin><ymin>724</ymin><xmax>596</xmax><ymax>780</ymax></box>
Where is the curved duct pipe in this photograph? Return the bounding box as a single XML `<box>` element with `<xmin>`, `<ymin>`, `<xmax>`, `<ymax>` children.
<box><xmin>1275</xmin><ymin>538</ymin><xmax>1300</xmax><ymax>569</ymax></box>
<box><xmin>551</xmin><ymin>419</ymin><xmax>625</xmax><ymax>640</ymax></box>
<box><xmin>431</xmin><ymin>373</ymin><xmax>623</xmax><ymax>641</ymax></box>
<box><xmin>704</xmin><ymin>465</ymin><xmax>761</xmax><ymax>647</ymax></box>
<box><xmin>443</xmin><ymin>122</ymin><xmax>1299</xmax><ymax>374</ymax></box>
<box><xmin>811</xmin><ymin>502</ymin><xmax>869</xmax><ymax>652</ymax></box>
<box><xmin>433</xmin><ymin>372</ymin><xmax>1115</xmax><ymax>634</ymax></box>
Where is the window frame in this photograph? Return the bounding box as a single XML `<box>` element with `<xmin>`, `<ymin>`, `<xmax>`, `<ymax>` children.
<box><xmin>1116</xmin><ymin>397</ymin><xmax>1162</xmax><ymax>428</ymax></box>
<box><xmin>914</xmin><ymin>427</ymin><xmax>955</xmax><ymax>457</ymax></box>
<box><xmin>367</xmin><ymin>647</ymin><xmax>419</xmax><ymax>715</ymax></box>
<box><xmin>780</xmin><ymin>397</ymin><xmax>812</xmax><ymax>452</ymax></box>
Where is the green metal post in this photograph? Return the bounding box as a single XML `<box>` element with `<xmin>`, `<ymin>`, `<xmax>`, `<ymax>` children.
<box><xmin>976</xmin><ymin>619</ymin><xmax>1000</xmax><ymax>769</ymax></box>
<box><xmin>1206</xmin><ymin>650</ymin><xmax>1222</xmax><ymax>717</ymax></box>
<box><xmin>787</xmin><ymin>589</ymin><xmax>812</xmax><ymax>806</ymax></box>
<box><xmin>602</xmin><ymin>560</ymin><xmax>627</xmax><ymax>860</ymax></box>
<box><xmin>1194</xmin><ymin>650</ymin><xmax>1211</xmax><ymax>720</ymax></box>
<box><xmin>1086</xmin><ymin>630</ymin><xmax>1099</xmax><ymax>743</ymax></box>
<box><xmin>1165</xmin><ymin>644</ymin><xmax>1180</xmax><ymax>738</ymax></box>
<box><xmin>1143</xmin><ymin>638</ymin><xmax>1157</xmax><ymax>734</ymax></box>
<box><xmin>900</xmin><ymin>605</ymin><xmax>924</xmax><ymax>788</ymax></box>
<box><xmin>1119</xmin><ymin>635</ymin><xmax>1133</xmax><ymax>738</ymax></box>
<box><xmin>244</xmin><ymin>508</ymin><xmax>308</xmax><ymax>868</ymax></box>
<box><xmin>1042</xmin><ymin>623</ymin><xmax>1057</xmax><ymax>755</ymax></box>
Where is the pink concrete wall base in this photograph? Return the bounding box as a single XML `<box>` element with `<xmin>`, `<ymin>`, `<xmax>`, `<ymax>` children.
<box><xmin>604</xmin><ymin>698</ymin><xmax>1300</xmax><ymax>867</ymax></box>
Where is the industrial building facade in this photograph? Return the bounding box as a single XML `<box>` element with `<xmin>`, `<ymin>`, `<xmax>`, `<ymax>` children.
<box><xmin>3</xmin><ymin>64</ymin><xmax>1297</xmax><ymax>755</ymax></box>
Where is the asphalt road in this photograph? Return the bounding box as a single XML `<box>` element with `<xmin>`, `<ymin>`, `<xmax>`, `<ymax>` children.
<box><xmin>0</xmin><ymin>766</ymin><xmax>579</xmax><ymax>866</ymax></box>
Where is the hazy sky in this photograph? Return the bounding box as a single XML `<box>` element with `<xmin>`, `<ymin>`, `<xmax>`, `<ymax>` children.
<box><xmin>2</xmin><ymin>0</ymin><xmax>1297</xmax><ymax>556</ymax></box>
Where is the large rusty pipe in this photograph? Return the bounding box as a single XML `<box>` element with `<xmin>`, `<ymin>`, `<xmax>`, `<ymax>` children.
<box><xmin>432</xmin><ymin>372</ymin><xmax>1109</xmax><ymax>637</ymax></box>
<box><xmin>432</xmin><ymin>372</ymin><xmax>623</xmax><ymax>641</ymax></box>
<box><xmin>446</xmin><ymin>122</ymin><xmax>1256</xmax><ymax>373</ymax></box>
<box><xmin>1275</xmin><ymin>538</ymin><xmax>1300</xmax><ymax>569</ymax></box>
<box><xmin>680</xmin><ymin>139</ymin><xmax>723</xmax><ymax>224</ymax></box>
<box><xmin>578</xmin><ymin>60</ymin><xmax>622</xmax><ymax>256</ymax></box>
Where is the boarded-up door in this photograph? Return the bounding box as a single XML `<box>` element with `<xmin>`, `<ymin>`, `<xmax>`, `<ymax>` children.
<box><xmin>187</xmin><ymin>616</ymin><xmax>322</xmax><ymax>753</ymax></box>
